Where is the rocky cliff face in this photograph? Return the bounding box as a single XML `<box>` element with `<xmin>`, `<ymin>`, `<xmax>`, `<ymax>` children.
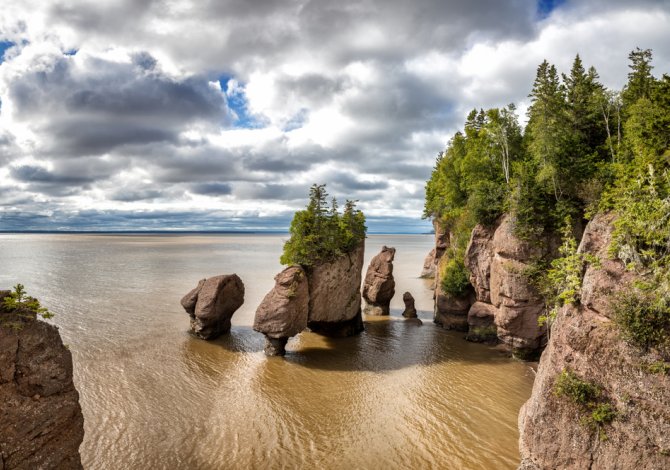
<box><xmin>306</xmin><ymin>243</ymin><xmax>365</xmax><ymax>337</ymax></box>
<box><xmin>518</xmin><ymin>213</ymin><xmax>670</xmax><ymax>469</ymax></box>
<box><xmin>430</xmin><ymin>215</ymin><xmax>550</xmax><ymax>357</ymax></box>
<box><xmin>461</xmin><ymin>215</ymin><xmax>552</xmax><ymax>356</ymax></box>
<box><xmin>0</xmin><ymin>297</ymin><xmax>84</xmax><ymax>469</ymax></box>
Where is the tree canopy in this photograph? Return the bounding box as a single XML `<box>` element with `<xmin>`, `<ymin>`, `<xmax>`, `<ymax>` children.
<box><xmin>280</xmin><ymin>184</ymin><xmax>366</xmax><ymax>267</ymax></box>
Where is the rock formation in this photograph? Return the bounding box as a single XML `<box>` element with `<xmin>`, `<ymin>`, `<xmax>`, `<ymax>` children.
<box><xmin>306</xmin><ymin>243</ymin><xmax>365</xmax><ymax>337</ymax></box>
<box><xmin>420</xmin><ymin>248</ymin><xmax>437</xmax><ymax>278</ymax></box>
<box><xmin>181</xmin><ymin>274</ymin><xmax>245</xmax><ymax>340</ymax></box>
<box><xmin>253</xmin><ymin>242</ymin><xmax>366</xmax><ymax>355</ymax></box>
<box><xmin>433</xmin><ymin>254</ymin><xmax>473</xmax><ymax>331</ymax></box>
<box><xmin>253</xmin><ymin>266</ymin><xmax>309</xmax><ymax>356</ymax></box>
<box><xmin>362</xmin><ymin>246</ymin><xmax>396</xmax><ymax>316</ymax></box>
<box><xmin>460</xmin><ymin>215</ymin><xmax>551</xmax><ymax>357</ymax></box>
<box><xmin>0</xmin><ymin>293</ymin><xmax>84</xmax><ymax>469</ymax></box>
<box><xmin>401</xmin><ymin>292</ymin><xmax>417</xmax><ymax>318</ymax></box>
<box><xmin>518</xmin><ymin>212</ymin><xmax>670</xmax><ymax>469</ymax></box>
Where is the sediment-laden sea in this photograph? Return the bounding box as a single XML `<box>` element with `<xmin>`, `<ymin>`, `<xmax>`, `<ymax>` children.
<box><xmin>0</xmin><ymin>233</ymin><xmax>534</xmax><ymax>469</ymax></box>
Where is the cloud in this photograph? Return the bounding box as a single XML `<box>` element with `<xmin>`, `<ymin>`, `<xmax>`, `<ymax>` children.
<box><xmin>0</xmin><ymin>0</ymin><xmax>669</xmax><ymax>232</ymax></box>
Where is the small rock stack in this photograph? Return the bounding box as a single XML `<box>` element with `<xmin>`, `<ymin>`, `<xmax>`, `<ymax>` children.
<box><xmin>362</xmin><ymin>246</ymin><xmax>396</xmax><ymax>316</ymax></box>
<box><xmin>180</xmin><ymin>274</ymin><xmax>245</xmax><ymax>340</ymax></box>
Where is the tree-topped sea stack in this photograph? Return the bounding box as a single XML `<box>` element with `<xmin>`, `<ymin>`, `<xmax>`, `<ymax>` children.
<box><xmin>253</xmin><ymin>184</ymin><xmax>367</xmax><ymax>355</ymax></box>
<box><xmin>181</xmin><ymin>274</ymin><xmax>245</xmax><ymax>340</ymax></box>
<box><xmin>362</xmin><ymin>246</ymin><xmax>396</xmax><ymax>315</ymax></box>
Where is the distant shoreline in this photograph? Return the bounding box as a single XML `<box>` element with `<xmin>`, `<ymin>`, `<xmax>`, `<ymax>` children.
<box><xmin>0</xmin><ymin>230</ymin><xmax>435</xmax><ymax>235</ymax></box>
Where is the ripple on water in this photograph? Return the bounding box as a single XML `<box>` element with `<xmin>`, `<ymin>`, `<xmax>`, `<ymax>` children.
<box><xmin>0</xmin><ymin>234</ymin><xmax>535</xmax><ymax>469</ymax></box>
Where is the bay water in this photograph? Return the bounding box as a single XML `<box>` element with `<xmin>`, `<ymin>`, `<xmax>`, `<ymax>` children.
<box><xmin>0</xmin><ymin>233</ymin><xmax>534</xmax><ymax>469</ymax></box>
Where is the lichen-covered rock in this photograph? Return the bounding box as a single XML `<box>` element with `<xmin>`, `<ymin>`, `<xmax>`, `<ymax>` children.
<box><xmin>253</xmin><ymin>266</ymin><xmax>309</xmax><ymax>355</ymax></box>
<box><xmin>181</xmin><ymin>274</ymin><xmax>245</xmax><ymax>340</ymax></box>
<box><xmin>0</xmin><ymin>297</ymin><xmax>84</xmax><ymax>469</ymax></box>
<box><xmin>307</xmin><ymin>243</ymin><xmax>365</xmax><ymax>337</ymax></box>
<box><xmin>401</xmin><ymin>292</ymin><xmax>417</xmax><ymax>318</ymax></box>
<box><xmin>518</xmin><ymin>212</ymin><xmax>670</xmax><ymax>470</ymax></box>
<box><xmin>362</xmin><ymin>246</ymin><xmax>396</xmax><ymax>316</ymax></box>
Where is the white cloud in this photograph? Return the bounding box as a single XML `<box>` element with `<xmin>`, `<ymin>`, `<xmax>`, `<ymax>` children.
<box><xmin>0</xmin><ymin>0</ymin><xmax>669</xmax><ymax>230</ymax></box>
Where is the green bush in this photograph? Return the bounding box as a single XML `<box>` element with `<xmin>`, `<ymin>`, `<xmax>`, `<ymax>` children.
<box><xmin>554</xmin><ymin>369</ymin><xmax>617</xmax><ymax>439</ymax></box>
<box><xmin>613</xmin><ymin>286</ymin><xmax>670</xmax><ymax>357</ymax></box>
<box><xmin>2</xmin><ymin>284</ymin><xmax>54</xmax><ymax>320</ymax></box>
<box><xmin>441</xmin><ymin>257</ymin><xmax>471</xmax><ymax>297</ymax></box>
<box><xmin>554</xmin><ymin>369</ymin><xmax>601</xmax><ymax>405</ymax></box>
<box><xmin>280</xmin><ymin>184</ymin><xmax>366</xmax><ymax>267</ymax></box>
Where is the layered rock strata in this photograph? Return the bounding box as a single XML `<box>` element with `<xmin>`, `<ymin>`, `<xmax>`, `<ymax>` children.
<box><xmin>362</xmin><ymin>246</ymin><xmax>396</xmax><ymax>316</ymax></box>
<box><xmin>0</xmin><ymin>294</ymin><xmax>84</xmax><ymax>469</ymax></box>
<box><xmin>518</xmin><ymin>212</ymin><xmax>669</xmax><ymax>469</ymax></box>
<box><xmin>181</xmin><ymin>274</ymin><xmax>245</xmax><ymax>340</ymax></box>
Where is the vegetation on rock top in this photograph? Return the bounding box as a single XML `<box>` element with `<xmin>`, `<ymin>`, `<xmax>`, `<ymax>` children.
<box><xmin>280</xmin><ymin>184</ymin><xmax>367</xmax><ymax>267</ymax></box>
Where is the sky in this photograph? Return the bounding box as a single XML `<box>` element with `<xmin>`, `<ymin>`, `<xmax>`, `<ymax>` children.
<box><xmin>0</xmin><ymin>1</ymin><xmax>669</xmax><ymax>233</ymax></box>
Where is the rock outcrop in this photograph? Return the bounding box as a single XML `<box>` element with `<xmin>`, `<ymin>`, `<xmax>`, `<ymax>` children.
<box><xmin>433</xmin><ymin>254</ymin><xmax>473</xmax><ymax>331</ymax></box>
<box><xmin>518</xmin><ymin>213</ymin><xmax>670</xmax><ymax>469</ymax></box>
<box><xmin>461</xmin><ymin>215</ymin><xmax>550</xmax><ymax>357</ymax></box>
<box><xmin>420</xmin><ymin>248</ymin><xmax>437</xmax><ymax>278</ymax></box>
<box><xmin>401</xmin><ymin>292</ymin><xmax>417</xmax><ymax>318</ymax></box>
<box><xmin>362</xmin><ymin>246</ymin><xmax>396</xmax><ymax>316</ymax></box>
<box><xmin>306</xmin><ymin>243</ymin><xmax>365</xmax><ymax>337</ymax></box>
<box><xmin>253</xmin><ymin>266</ymin><xmax>309</xmax><ymax>356</ymax></box>
<box><xmin>181</xmin><ymin>274</ymin><xmax>245</xmax><ymax>340</ymax></box>
<box><xmin>0</xmin><ymin>294</ymin><xmax>84</xmax><ymax>469</ymax></box>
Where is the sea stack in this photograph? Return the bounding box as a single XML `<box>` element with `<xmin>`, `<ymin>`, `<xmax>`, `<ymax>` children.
<box><xmin>362</xmin><ymin>246</ymin><xmax>396</xmax><ymax>316</ymax></box>
<box><xmin>401</xmin><ymin>292</ymin><xmax>417</xmax><ymax>318</ymax></box>
<box><xmin>180</xmin><ymin>274</ymin><xmax>245</xmax><ymax>340</ymax></box>
<box><xmin>306</xmin><ymin>243</ymin><xmax>366</xmax><ymax>336</ymax></box>
<box><xmin>253</xmin><ymin>266</ymin><xmax>309</xmax><ymax>356</ymax></box>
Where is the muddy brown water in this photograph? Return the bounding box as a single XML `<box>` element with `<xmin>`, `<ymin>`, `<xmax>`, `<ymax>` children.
<box><xmin>0</xmin><ymin>234</ymin><xmax>535</xmax><ymax>469</ymax></box>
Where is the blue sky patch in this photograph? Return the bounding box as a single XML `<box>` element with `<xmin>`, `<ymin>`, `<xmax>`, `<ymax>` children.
<box><xmin>0</xmin><ymin>41</ymin><xmax>16</xmax><ymax>63</ymax></box>
<box><xmin>537</xmin><ymin>0</ymin><xmax>565</xmax><ymax>19</ymax></box>
<box><xmin>219</xmin><ymin>74</ymin><xmax>266</xmax><ymax>129</ymax></box>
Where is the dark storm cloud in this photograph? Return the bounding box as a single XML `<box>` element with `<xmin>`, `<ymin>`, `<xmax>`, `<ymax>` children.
<box><xmin>12</xmin><ymin>165</ymin><xmax>93</xmax><ymax>185</ymax></box>
<box><xmin>189</xmin><ymin>182</ymin><xmax>233</xmax><ymax>196</ymax></box>
<box><xmin>331</xmin><ymin>172</ymin><xmax>389</xmax><ymax>192</ymax></box>
<box><xmin>6</xmin><ymin>51</ymin><xmax>229</xmax><ymax>156</ymax></box>
<box><xmin>233</xmin><ymin>183</ymin><xmax>307</xmax><ymax>200</ymax></box>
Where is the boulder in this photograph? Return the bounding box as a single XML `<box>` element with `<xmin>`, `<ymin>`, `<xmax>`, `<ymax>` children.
<box><xmin>253</xmin><ymin>266</ymin><xmax>309</xmax><ymax>356</ymax></box>
<box><xmin>401</xmin><ymin>292</ymin><xmax>417</xmax><ymax>318</ymax></box>
<box><xmin>362</xmin><ymin>246</ymin><xmax>396</xmax><ymax>316</ymax></box>
<box><xmin>307</xmin><ymin>243</ymin><xmax>365</xmax><ymax>337</ymax></box>
<box><xmin>181</xmin><ymin>274</ymin><xmax>245</xmax><ymax>340</ymax></box>
<box><xmin>518</xmin><ymin>212</ymin><xmax>670</xmax><ymax>470</ymax></box>
<box><xmin>465</xmin><ymin>301</ymin><xmax>498</xmax><ymax>343</ymax></box>
<box><xmin>0</xmin><ymin>301</ymin><xmax>84</xmax><ymax>469</ymax></box>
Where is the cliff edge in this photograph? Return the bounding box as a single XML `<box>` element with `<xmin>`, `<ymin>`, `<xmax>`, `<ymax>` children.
<box><xmin>0</xmin><ymin>291</ymin><xmax>84</xmax><ymax>470</ymax></box>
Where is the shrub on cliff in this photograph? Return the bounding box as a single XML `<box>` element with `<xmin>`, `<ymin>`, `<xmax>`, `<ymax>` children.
<box><xmin>280</xmin><ymin>184</ymin><xmax>366</xmax><ymax>267</ymax></box>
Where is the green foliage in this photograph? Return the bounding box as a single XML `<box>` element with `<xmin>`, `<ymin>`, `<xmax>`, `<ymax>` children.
<box><xmin>554</xmin><ymin>369</ymin><xmax>601</xmax><ymax>404</ymax></box>
<box><xmin>440</xmin><ymin>257</ymin><xmax>470</xmax><ymax>297</ymax></box>
<box><xmin>280</xmin><ymin>184</ymin><xmax>366</xmax><ymax>267</ymax></box>
<box><xmin>612</xmin><ymin>284</ymin><xmax>670</xmax><ymax>358</ymax></box>
<box><xmin>645</xmin><ymin>360</ymin><xmax>670</xmax><ymax>375</ymax></box>
<box><xmin>536</xmin><ymin>218</ymin><xmax>599</xmax><ymax>327</ymax></box>
<box><xmin>554</xmin><ymin>369</ymin><xmax>616</xmax><ymax>439</ymax></box>
<box><xmin>2</xmin><ymin>284</ymin><xmax>54</xmax><ymax>320</ymax></box>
